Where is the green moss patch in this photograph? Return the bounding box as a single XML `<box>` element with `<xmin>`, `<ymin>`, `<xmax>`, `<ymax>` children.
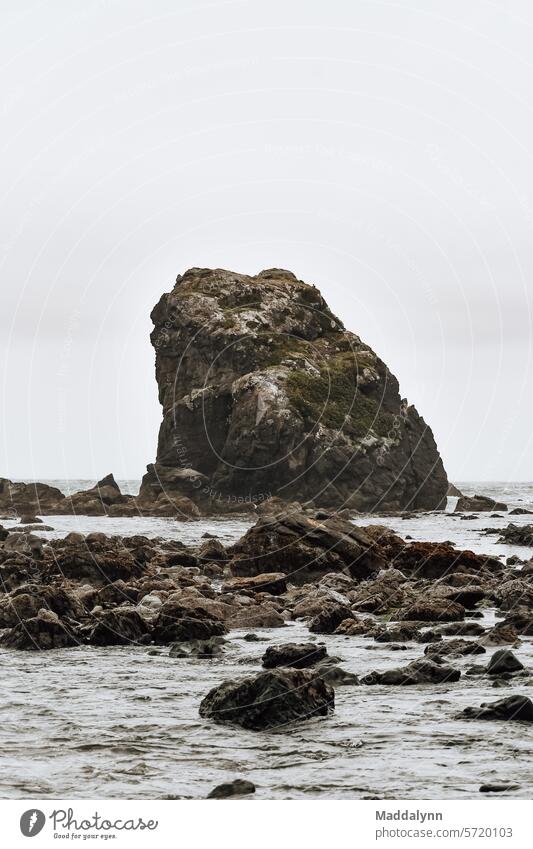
<box><xmin>286</xmin><ymin>355</ymin><xmax>395</xmax><ymax>437</ymax></box>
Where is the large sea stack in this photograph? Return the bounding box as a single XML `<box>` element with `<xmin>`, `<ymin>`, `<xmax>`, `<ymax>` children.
<box><xmin>139</xmin><ymin>268</ymin><xmax>447</xmax><ymax>514</ymax></box>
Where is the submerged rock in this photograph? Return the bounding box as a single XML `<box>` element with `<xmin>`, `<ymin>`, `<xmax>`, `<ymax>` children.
<box><xmin>140</xmin><ymin>267</ymin><xmax>448</xmax><ymax>514</ymax></box>
<box><xmin>424</xmin><ymin>638</ymin><xmax>485</xmax><ymax>658</ymax></box>
<box><xmin>261</xmin><ymin>642</ymin><xmax>328</xmax><ymax>669</ymax></box>
<box><xmin>479</xmin><ymin>783</ymin><xmax>520</xmax><ymax>793</ymax></box>
<box><xmin>497</xmin><ymin>524</ymin><xmax>533</xmax><ymax>547</ymax></box>
<box><xmin>199</xmin><ymin>668</ymin><xmax>334</xmax><ymax>730</ymax></box>
<box><xmin>361</xmin><ymin>657</ymin><xmax>461</xmax><ymax>686</ymax></box>
<box><xmin>460</xmin><ymin>695</ymin><xmax>533</xmax><ymax>722</ymax></box>
<box><xmin>314</xmin><ymin>661</ymin><xmax>359</xmax><ymax>686</ymax></box>
<box><xmin>486</xmin><ymin>649</ymin><xmax>524</xmax><ymax>676</ymax></box>
<box><xmin>169</xmin><ymin>636</ymin><xmax>225</xmax><ymax>658</ymax></box>
<box><xmin>207</xmin><ymin>779</ymin><xmax>256</xmax><ymax>799</ymax></box>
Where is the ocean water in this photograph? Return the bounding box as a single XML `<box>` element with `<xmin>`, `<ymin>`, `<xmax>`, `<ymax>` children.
<box><xmin>1</xmin><ymin>482</ymin><xmax>532</xmax><ymax>800</ymax></box>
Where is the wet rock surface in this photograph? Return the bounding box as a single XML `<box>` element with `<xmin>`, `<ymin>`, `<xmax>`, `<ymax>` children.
<box><xmin>455</xmin><ymin>495</ymin><xmax>508</xmax><ymax>513</ymax></box>
<box><xmin>199</xmin><ymin>668</ymin><xmax>335</xmax><ymax>730</ymax></box>
<box><xmin>361</xmin><ymin>657</ymin><xmax>461</xmax><ymax>686</ymax></box>
<box><xmin>207</xmin><ymin>779</ymin><xmax>256</xmax><ymax>799</ymax></box>
<box><xmin>460</xmin><ymin>695</ymin><xmax>533</xmax><ymax>723</ymax></box>
<box><xmin>261</xmin><ymin>642</ymin><xmax>329</xmax><ymax>669</ymax></box>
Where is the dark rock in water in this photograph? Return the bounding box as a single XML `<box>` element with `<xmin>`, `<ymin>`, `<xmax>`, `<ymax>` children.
<box><xmin>309</xmin><ymin>603</ymin><xmax>354</xmax><ymax>634</ymax></box>
<box><xmin>169</xmin><ymin>636</ymin><xmax>225</xmax><ymax>658</ymax></box>
<box><xmin>486</xmin><ymin>649</ymin><xmax>524</xmax><ymax>676</ymax></box>
<box><xmin>455</xmin><ymin>494</ymin><xmax>508</xmax><ymax>513</ymax></box>
<box><xmin>262</xmin><ymin>642</ymin><xmax>328</xmax><ymax>669</ymax></box>
<box><xmin>152</xmin><ymin>599</ymin><xmax>226</xmax><ymax>643</ymax></box>
<box><xmin>199</xmin><ymin>668</ymin><xmax>334</xmax><ymax>730</ymax></box>
<box><xmin>509</xmin><ymin>507</ymin><xmax>533</xmax><ymax>515</ymax></box>
<box><xmin>361</xmin><ymin>657</ymin><xmax>461</xmax><ymax>686</ymax></box>
<box><xmin>80</xmin><ymin>608</ymin><xmax>150</xmax><ymax>646</ymax></box>
<box><xmin>479</xmin><ymin>784</ymin><xmax>520</xmax><ymax>793</ymax></box>
<box><xmin>46</xmin><ymin>533</ymin><xmax>144</xmax><ymax>584</ymax></box>
<box><xmin>53</xmin><ymin>474</ymin><xmax>133</xmax><ymax>517</ymax></box>
<box><xmin>222</xmin><ymin>573</ymin><xmax>287</xmax><ymax>596</ymax></box>
<box><xmin>0</xmin><ymin>609</ymin><xmax>79</xmax><ymax>650</ymax></box>
<box><xmin>19</xmin><ymin>515</ymin><xmax>42</xmax><ymax>525</ymax></box>
<box><xmin>460</xmin><ymin>695</ymin><xmax>533</xmax><ymax>722</ymax></box>
<box><xmin>424</xmin><ymin>639</ymin><xmax>485</xmax><ymax>658</ymax></box>
<box><xmin>139</xmin><ymin>267</ymin><xmax>448</xmax><ymax>513</ymax></box>
<box><xmin>497</xmin><ymin>523</ymin><xmax>533</xmax><ymax>547</ymax></box>
<box><xmin>228</xmin><ymin>511</ymin><xmax>386</xmax><ymax>584</ymax></box>
<box><xmin>0</xmin><ymin>478</ymin><xmax>65</xmax><ymax>515</ymax></box>
<box><xmin>315</xmin><ymin>662</ymin><xmax>359</xmax><ymax>686</ymax></box>
<box><xmin>391</xmin><ymin>541</ymin><xmax>502</xmax><ymax>580</ymax></box>
<box><xmin>207</xmin><ymin>779</ymin><xmax>256</xmax><ymax>799</ymax></box>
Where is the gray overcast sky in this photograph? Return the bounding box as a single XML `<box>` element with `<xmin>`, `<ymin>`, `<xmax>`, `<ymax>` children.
<box><xmin>1</xmin><ymin>0</ymin><xmax>532</xmax><ymax>483</ymax></box>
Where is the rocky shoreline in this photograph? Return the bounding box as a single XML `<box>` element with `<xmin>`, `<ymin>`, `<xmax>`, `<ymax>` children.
<box><xmin>1</xmin><ymin>507</ymin><xmax>531</xmax><ymax>739</ymax></box>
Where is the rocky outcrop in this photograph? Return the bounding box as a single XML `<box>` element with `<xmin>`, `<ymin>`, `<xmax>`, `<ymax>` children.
<box><xmin>139</xmin><ymin>267</ymin><xmax>448</xmax><ymax>514</ymax></box>
<box><xmin>199</xmin><ymin>668</ymin><xmax>335</xmax><ymax>729</ymax></box>
<box><xmin>207</xmin><ymin>779</ymin><xmax>256</xmax><ymax>799</ymax></box>
<box><xmin>54</xmin><ymin>474</ymin><xmax>134</xmax><ymax>517</ymax></box>
<box><xmin>261</xmin><ymin>642</ymin><xmax>329</xmax><ymax>669</ymax></box>
<box><xmin>496</xmin><ymin>524</ymin><xmax>533</xmax><ymax>547</ymax></box>
<box><xmin>361</xmin><ymin>657</ymin><xmax>461</xmax><ymax>685</ymax></box>
<box><xmin>486</xmin><ymin>649</ymin><xmax>524</xmax><ymax>676</ymax></box>
<box><xmin>460</xmin><ymin>695</ymin><xmax>533</xmax><ymax>723</ymax></box>
<box><xmin>227</xmin><ymin>511</ymin><xmax>386</xmax><ymax>584</ymax></box>
<box><xmin>0</xmin><ymin>478</ymin><xmax>65</xmax><ymax>517</ymax></box>
<box><xmin>455</xmin><ymin>494</ymin><xmax>508</xmax><ymax>513</ymax></box>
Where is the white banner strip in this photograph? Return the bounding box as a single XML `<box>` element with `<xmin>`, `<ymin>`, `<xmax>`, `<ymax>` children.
<box><xmin>2</xmin><ymin>799</ymin><xmax>531</xmax><ymax>847</ymax></box>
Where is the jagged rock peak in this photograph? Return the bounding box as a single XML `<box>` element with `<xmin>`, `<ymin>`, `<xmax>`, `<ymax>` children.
<box><xmin>140</xmin><ymin>267</ymin><xmax>448</xmax><ymax>514</ymax></box>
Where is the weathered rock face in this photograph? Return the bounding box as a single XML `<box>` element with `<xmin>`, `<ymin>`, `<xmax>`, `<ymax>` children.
<box><xmin>139</xmin><ymin>267</ymin><xmax>448</xmax><ymax>513</ymax></box>
<box><xmin>361</xmin><ymin>657</ymin><xmax>461</xmax><ymax>686</ymax></box>
<box><xmin>227</xmin><ymin>511</ymin><xmax>386</xmax><ymax>584</ymax></box>
<box><xmin>199</xmin><ymin>668</ymin><xmax>334</xmax><ymax>730</ymax></box>
<box><xmin>455</xmin><ymin>494</ymin><xmax>508</xmax><ymax>513</ymax></box>
<box><xmin>0</xmin><ymin>478</ymin><xmax>65</xmax><ymax>517</ymax></box>
<box><xmin>460</xmin><ymin>695</ymin><xmax>533</xmax><ymax>723</ymax></box>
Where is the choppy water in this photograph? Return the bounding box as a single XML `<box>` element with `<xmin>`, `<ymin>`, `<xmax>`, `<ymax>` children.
<box><xmin>1</xmin><ymin>482</ymin><xmax>532</xmax><ymax>800</ymax></box>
